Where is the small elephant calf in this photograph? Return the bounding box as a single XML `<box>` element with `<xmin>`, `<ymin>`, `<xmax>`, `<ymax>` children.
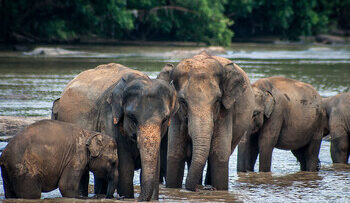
<box><xmin>323</xmin><ymin>92</ymin><xmax>350</xmax><ymax>163</ymax></box>
<box><xmin>0</xmin><ymin>120</ymin><xmax>119</xmax><ymax>199</ymax></box>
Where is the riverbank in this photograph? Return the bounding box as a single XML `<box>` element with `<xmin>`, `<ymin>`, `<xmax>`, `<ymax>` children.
<box><xmin>1</xmin><ymin>34</ymin><xmax>349</xmax><ymax>52</ymax></box>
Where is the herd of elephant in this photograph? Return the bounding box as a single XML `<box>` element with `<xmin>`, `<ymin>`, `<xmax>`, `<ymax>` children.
<box><xmin>0</xmin><ymin>52</ymin><xmax>349</xmax><ymax>201</ymax></box>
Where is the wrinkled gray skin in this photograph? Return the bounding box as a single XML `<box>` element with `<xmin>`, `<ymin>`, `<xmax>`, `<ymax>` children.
<box><xmin>237</xmin><ymin>77</ymin><xmax>328</xmax><ymax>172</ymax></box>
<box><xmin>158</xmin><ymin>52</ymin><xmax>255</xmax><ymax>191</ymax></box>
<box><xmin>0</xmin><ymin>120</ymin><xmax>118</xmax><ymax>199</ymax></box>
<box><xmin>323</xmin><ymin>92</ymin><xmax>350</xmax><ymax>164</ymax></box>
<box><xmin>52</xmin><ymin>63</ymin><xmax>178</xmax><ymax>201</ymax></box>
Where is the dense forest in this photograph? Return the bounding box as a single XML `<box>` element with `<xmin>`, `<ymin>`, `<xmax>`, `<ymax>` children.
<box><xmin>1</xmin><ymin>0</ymin><xmax>349</xmax><ymax>45</ymax></box>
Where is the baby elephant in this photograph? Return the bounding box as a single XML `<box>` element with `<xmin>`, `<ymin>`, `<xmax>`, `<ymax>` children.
<box><xmin>323</xmin><ymin>92</ymin><xmax>350</xmax><ymax>163</ymax></box>
<box><xmin>0</xmin><ymin>120</ymin><xmax>119</xmax><ymax>199</ymax></box>
<box><xmin>237</xmin><ymin>77</ymin><xmax>327</xmax><ymax>172</ymax></box>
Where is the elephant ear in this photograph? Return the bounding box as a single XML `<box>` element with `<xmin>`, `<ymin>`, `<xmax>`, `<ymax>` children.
<box><xmin>157</xmin><ymin>63</ymin><xmax>174</xmax><ymax>83</ymax></box>
<box><xmin>86</xmin><ymin>134</ymin><xmax>104</xmax><ymax>158</ymax></box>
<box><xmin>221</xmin><ymin>63</ymin><xmax>247</xmax><ymax>109</ymax></box>
<box><xmin>107</xmin><ymin>77</ymin><xmax>127</xmax><ymax>125</ymax></box>
<box><xmin>264</xmin><ymin>90</ymin><xmax>275</xmax><ymax>119</ymax></box>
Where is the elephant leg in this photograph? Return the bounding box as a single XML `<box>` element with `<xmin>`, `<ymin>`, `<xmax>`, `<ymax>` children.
<box><xmin>15</xmin><ymin>175</ymin><xmax>41</xmax><ymax>199</ymax></box>
<box><xmin>304</xmin><ymin>138</ymin><xmax>322</xmax><ymax>171</ymax></box>
<box><xmin>94</xmin><ymin>176</ymin><xmax>107</xmax><ymax>195</ymax></box>
<box><xmin>249</xmin><ymin>134</ymin><xmax>259</xmax><ymax>171</ymax></box>
<box><xmin>331</xmin><ymin>132</ymin><xmax>349</xmax><ymax>164</ymax></box>
<box><xmin>159</xmin><ymin>133</ymin><xmax>168</xmax><ymax>184</ymax></box>
<box><xmin>208</xmin><ymin>147</ymin><xmax>230</xmax><ymax>190</ymax></box>
<box><xmin>78</xmin><ymin>170</ymin><xmax>89</xmax><ymax>196</ymax></box>
<box><xmin>258</xmin><ymin>118</ymin><xmax>282</xmax><ymax>172</ymax></box>
<box><xmin>166</xmin><ymin>115</ymin><xmax>188</xmax><ymax>188</ymax></box>
<box><xmin>59</xmin><ymin>168</ymin><xmax>83</xmax><ymax>198</ymax></box>
<box><xmin>117</xmin><ymin>152</ymin><xmax>135</xmax><ymax>198</ymax></box>
<box><xmin>208</xmin><ymin>114</ymin><xmax>233</xmax><ymax>190</ymax></box>
<box><xmin>292</xmin><ymin>146</ymin><xmax>307</xmax><ymax>171</ymax></box>
<box><xmin>1</xmin><ymin>168</ymin><xmax>16</xmax><ymax>198</ymax></box>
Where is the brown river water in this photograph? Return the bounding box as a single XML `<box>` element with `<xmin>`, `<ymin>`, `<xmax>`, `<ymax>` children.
<box><xmin>0</xmin><ymin>43</ymin><xmax>349</xmax><ymax>202</ymax></box>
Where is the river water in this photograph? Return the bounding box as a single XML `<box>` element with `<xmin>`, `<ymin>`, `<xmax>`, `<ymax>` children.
<box><xmin>0</xmin><ymin>43</ymin><xmax>349</xmax><ymax>202</ymax></box>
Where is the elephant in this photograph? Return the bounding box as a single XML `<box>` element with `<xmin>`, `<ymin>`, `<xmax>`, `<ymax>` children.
<box><xmin>52</xmin><ymin>63</ymin><xmax>178</xmax><ymax>201</ymax></box>
<box><xmin>0</xmin><ymin>120</ymin><xmax>118</xmax><ymax>199</ymax></box>
<box><xmin>237</xmin><ymin>76</ymin><xmax>328</xmax><ymax>172</ymax></box>
<box><xmin>158</xmin><ymin>52</ymin><xmax>255</xmax><ymax>191</ymax></box>
<box><xmin>323</xmin><ymin>92</ymin><xmax>350</xmax><ymax>164</ymax></box>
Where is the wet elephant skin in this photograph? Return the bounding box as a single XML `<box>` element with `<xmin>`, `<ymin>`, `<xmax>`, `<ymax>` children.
<box><xmin>158</xmin><ymin>52</ymin><xmax>255</xmax><ymax>191</ymax></box>
<box><xmin>0</xmin><ymin>120</ymin><xmax>118</xmax><ymax>199</ymax></box>
<box><xmin>237</xmin><ymin>77</ymin><xmax>328</xmax><ymax>172</ymax></box>
<box><xmin>323</xmin><ymin>92</ymin><xmax>350</xmax><ymax>164</ymax></box>
<box><xmin>52</xmin><ymin>63</ymin><xmax>178</xmax><ymax>201</ymax></box>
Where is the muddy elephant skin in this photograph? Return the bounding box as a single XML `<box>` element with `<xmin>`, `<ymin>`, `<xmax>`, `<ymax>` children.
<box><xmin>323</xmin><ymin>92</ymin><xmax>350</xmax><ymax>163</ymax></box>
<box><xmin>52</xmin><ymin>63</ymin><xmax>178</xmax><ymax>201</ymax></box>
<box><xmin>237</xmin><ymin>77</ymin><xmax>327</xmax><ymax>172</ymax></box>
<box><xmin>158</xmin><ymin>52</ymin><xmax>255</xmax><ymax>191</ymax></box>
<box><xmin>0</xmin><ymin>120</ymin><xmax>118</xmax><ymax>199</ymax></box>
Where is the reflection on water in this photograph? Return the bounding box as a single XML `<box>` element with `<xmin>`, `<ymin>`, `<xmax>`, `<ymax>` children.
<box><xmin>0</xmin><ymin>44</ymin><xmax>349</xmax><ymax>201</ymax></box>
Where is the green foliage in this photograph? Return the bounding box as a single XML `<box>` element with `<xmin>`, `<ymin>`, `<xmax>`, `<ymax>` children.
<box><xmin>0</xmin><ymin>0</ymin><xmax>349</xmax><ymax>44</ymax></box>
<box><xmin>127</xmin><ymin>0</ymin><xmax>233</xmax><ymax>45</ymax></box>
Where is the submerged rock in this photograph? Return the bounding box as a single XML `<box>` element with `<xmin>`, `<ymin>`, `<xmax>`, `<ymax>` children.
<box><xmin>23</xmin><ymin>47</ymin><xmax>84</xmax><ymax>56</ymax></box>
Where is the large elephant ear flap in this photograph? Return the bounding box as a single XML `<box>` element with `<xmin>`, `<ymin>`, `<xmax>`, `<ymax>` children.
<box><xmin>86</xmin><ymin>133</ymin><xmax>103</xmax><ymax>158</ymax></box>
<box><xmin>107</xmin><ymin>77</ymin><xmax>127</xmax><ymax>125</ymax></box>
<box><xmin>264</xmin><ymin>90</ymin><xmax>275</xmax><ymax>119</ymax></box>
<box><xmin>157</xmin><ymin>63</ymin><xmax>174</xmax><ymax>83</ymax></box>
<box><xmin>221</xmin><ymin>63</ymin><xmax>247</xmax><ymax>109</ymax></box>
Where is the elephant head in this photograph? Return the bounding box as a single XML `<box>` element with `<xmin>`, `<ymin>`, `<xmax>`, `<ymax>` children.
<box><xmin>251</xmin><ymin>86</ymin><xmax>275</xmax><ymax>134</ymax></box>
<box><xmin>86</xmin><ymin>133</ymin><xmax>119</xmax><ymax>198</ymax></box>
<box><xmin>108</xmin><ymin>74</ymin><xmax>178</xmax><ymax>201</ymax></box>
<box><xmin>158</xmin><ymin>52</ymin><xmax>247</xmax><ymax>191</ymax></box>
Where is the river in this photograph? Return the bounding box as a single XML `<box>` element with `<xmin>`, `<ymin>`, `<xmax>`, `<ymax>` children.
<box><xmin>0</xmin><ymin>43</ymin><xmax>349</xmax><ymax>202</ymax></box>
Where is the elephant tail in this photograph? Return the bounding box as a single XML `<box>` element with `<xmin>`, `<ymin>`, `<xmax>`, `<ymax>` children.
<box><xmin>51</xmin><ymin>98</ymin><xmax>60</xmax><ymax>120</ymax></box>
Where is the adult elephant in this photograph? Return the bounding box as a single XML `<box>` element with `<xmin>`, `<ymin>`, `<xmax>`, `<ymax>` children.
<box><xmin>237</xmin><ymin>77</ymin><xmax>327</xmax><ymax>172</ymax></box>
<box><xmin>323</xmin><ymin>92</ymin><xmax>350</xmax><ymax>164</ymax></box>
<box><xmin>158</xmin><ymin>52</ymin><xmax>255</xmax><ymax>191</ymax></box>
<box><xmin>52</xmin><ymin>63</ymin><xmax>178</xmax><ymax>201</ymax></box>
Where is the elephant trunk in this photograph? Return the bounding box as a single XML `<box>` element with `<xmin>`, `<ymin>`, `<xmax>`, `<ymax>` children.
<box><xmin>237</xmin><ymin>133</ymin><xmax>251</xmax><ymax>172</ymax></box>
<box><xmin>137</xmin><ymin>123</ymin><xmax>161</xmax><ymax>201</ymax></box>
<box><xmin>185</xmin><ymin>111</ymin><xmax>213</xmax><ymax>191</ymax></box>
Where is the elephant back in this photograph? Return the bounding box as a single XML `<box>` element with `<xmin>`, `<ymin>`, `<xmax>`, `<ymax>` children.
<box><xmin>55</xmin><ymin>63</ymin><xmax>145</xmax><ymax>129</ymax></box>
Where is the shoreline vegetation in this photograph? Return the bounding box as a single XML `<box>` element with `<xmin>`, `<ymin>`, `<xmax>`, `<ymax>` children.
<box><xmin>1</xmin><ymin>1</ymin><xmax>349</xmax><ymax>47</ymax></box>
